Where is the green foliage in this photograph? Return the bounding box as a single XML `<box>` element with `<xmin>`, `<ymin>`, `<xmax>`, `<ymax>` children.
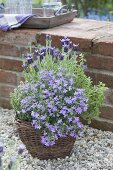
<box><xmin>61</xmin><ymin>0</ymin><xmax>113</xmax><ymax>17</ymax></box>
<box><xmin>32</xmin><ymin>0</ymin><xmax>43</xmax><ymax>7</ymax></box>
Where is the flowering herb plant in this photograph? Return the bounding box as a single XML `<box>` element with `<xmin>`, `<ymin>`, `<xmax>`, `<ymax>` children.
<box><xmin>11</xmin><ymin>35</ymin><xmax>106</xmax><ymax>146</ymax></box>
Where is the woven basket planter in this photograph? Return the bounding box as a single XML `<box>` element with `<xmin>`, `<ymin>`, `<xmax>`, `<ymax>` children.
<box><xmin>16</xmin><ymin>120</ymin><xmax>75</xmax><ymax>160</ymax></box>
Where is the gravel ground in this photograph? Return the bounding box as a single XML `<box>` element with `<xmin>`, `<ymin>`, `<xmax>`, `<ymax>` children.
<box><xmin>0</xmin><ymin>107</ymin><xmax>113</xmax><ymax>170</ymax></box>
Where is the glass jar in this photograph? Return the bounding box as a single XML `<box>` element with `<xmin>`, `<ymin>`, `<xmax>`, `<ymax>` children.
<box><xmin>6</xmin><ymin>0</ymin><xmax>32</xmax><ymax>14</ymax></box>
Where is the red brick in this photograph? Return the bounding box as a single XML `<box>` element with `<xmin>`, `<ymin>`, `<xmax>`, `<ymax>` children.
<box><xmin>17</xmin><ymin>75</ymin><xmax>25</xmax><ymax>85</ymax></box>
<box><xmin>85</xmin><ymin>69</ymin><xmax>113</xmax><ymax>88</ymax></box>
<box><xmin>100</xmin><ymin>104</ymin><xmax>113</xmax><ymax>121</ymax></box>
<box><xmin>0</xmin><ymin>85</ymin><xmax>15</xmax><ymax>98</ymax></box>
<box><xmin>0</xmin><ymin>70</ymin><xmax>17</xmax><ymax>85</ymax></box>
<box><xmin>20</xmin><ymin>46</ymin><xmax>36</xmax><ymax>56</ymax></box>
<box><xmin>86</xmin><ymin>54</ymin><xmax>113</xmax><ymax>72</ymax></box>
<box><xmin>0</xmin><ymin>57</ymin><xmax>23</xmax><ymax>72</ymax></box>
<box><xmin>81</xmin><ymin>116</ymin><xmax>113</xmax><ymax>132</ymax></box>
<box><xmin>0</xmin><ymin>97</ymin><xmax>12</xmax><ymax>109</ymax></box>
<box><xmin>39</xmin><ymin>33</ymin><xmax>92</xmax><ymax>52</ymax></box>
<box><xmin>0</xmin><ymin>29</ymin><xmax>41</xmax><ymax>46</ymax></box>
<box><xmin>104</xmin><ymin>88</ymin><xmax>113</xmax><ymax>104</ymax></box>
<box><xmin>93</xmin><ymin>36</ymin><xmax>113</xmax><ymax>57</ymax></box>
<box><xmin>0</xmin><ymin>43</ymin><xmax>20</xmax><ymax>57</ymax></box>
<box><xmin>90</xmin><ymin>117</ymin><xmax>113</xmax><ymax>132</ymax></box>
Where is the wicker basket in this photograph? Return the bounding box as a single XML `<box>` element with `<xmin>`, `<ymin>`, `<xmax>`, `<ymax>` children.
<box><xmin>16</xmin><ymin>120</ymin><xmax>75</xmax><ymax>160</ymax></box>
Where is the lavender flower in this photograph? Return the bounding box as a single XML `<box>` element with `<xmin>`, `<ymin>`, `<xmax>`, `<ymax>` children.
<box><xmin>72</xmin><ymin>43</ymin><xmax>79</xmax><ymax>51</ymax></box>
<box><xmin>33</xmin><ymin>64</ymin><xmax>38</xmax><ymax>72</ymax></box>
<box><xmin>8</xmin><ymin>156</ymin><xmax>16</xmax><ymax>170</ymax></box>
<box><xmin>59</xmin><ymin>53</ymin><xmax>64</xmax><ymax>60</ymax></box>
<box><xmin>60</xmin><ymin>36</ymin><xmax>70</xmax><ymax>46</ymax></box>
<box><xmin>46</xmin><ymin>34</ymin><xmax>52</xmax><ymax>47</ymax></box>
<box><xmin>0</xmin><ymin>143</ymin><xmax>3</xmax><ymax>157</ymax></box>
<box><xmin>49</xmin><ymin>47</ymin><xmax>55</xmax><ymax>55</ymax></box>
<box><xmin>62</xmin><ymin>44</ymin><xmax>69</xmax><ymax>53</ymax></box>
<box><xmin>53</xmin><ymin>49</ymin><xmax>59</xmax><ymax>59</ymax></box>
<box><xmin>0</xmin><ymin>143</ymin><xmax>3</xmax><ymax>168</ymax></box>
<box><xmin>25</xmin><ymin>53</ymin><xmax>33</xmax><ymax>64</ymax></box>
<box><xmin>76</xmin><ymin>107</ymin><xmax>83</xmax><ymax>114</ymax></box>
<box><xmin>46</xmin><ymin>34</ymin><xmax>52</xmax><ymax>41</ymax></box>
<box><xmin>18</xmin><ymin>144</ymin><xmax>25</xmax><ymax>155</ymax></box>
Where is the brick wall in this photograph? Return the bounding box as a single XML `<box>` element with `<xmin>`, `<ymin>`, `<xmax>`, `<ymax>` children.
<box><xmin>1</xmin><ymin>18</ymin><xmax>113</xmax><ymax>131</ymax></box>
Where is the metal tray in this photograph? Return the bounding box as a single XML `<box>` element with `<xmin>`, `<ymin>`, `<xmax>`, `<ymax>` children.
<box><xmin>22</xmin><ymin>7</ymin><xmax>77</xmax><ymax>29</ymax></box>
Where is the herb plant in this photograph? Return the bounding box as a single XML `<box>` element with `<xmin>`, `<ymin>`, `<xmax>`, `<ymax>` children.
<box><xmin>10</xmin><ymin>35</ymin><xmax>106</xmax><ymax>146</ymax></box>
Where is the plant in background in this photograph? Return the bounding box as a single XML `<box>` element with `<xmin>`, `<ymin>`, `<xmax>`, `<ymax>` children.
<box><xmin>61</xmin><ymin>0</ymin><xmax>113</xmax><ymax>20</ymax></box>
<box><xmin>0</xmin><ymin>143</ymin><xmax>25</xmax><ymax>170</ymax></box>
<box><xmin>11</xmin><ymin>35</ymin><xmax>106</xmax><ymax>147</ymax></box>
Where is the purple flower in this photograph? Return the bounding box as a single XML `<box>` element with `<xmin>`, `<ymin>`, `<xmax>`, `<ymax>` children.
<box><xmin>82</xmin><ymin>64</ymin><xmax>88</xmax><ymax>71</ymax></box>
<box><xmin>57</xmin><ymin>119</ymin><xmax>62</xmax><ymax>124</ymax></box>
<box><xmin>64</xmin><ymin>98</ymin><xmax>72</xmax><ymax>104</ymax></box>
<box><xmin>35</xmin><ymin>124</ymin><xmax>41</xmax><ymax>129</ymax></box>
<box><xmin>57</xmin><ymin>72</ymin><xmax>62</xmax><ymax>77</ymax></box>
<box><xmin>49</xmin><ymin>141</ymin><xmax>55</xmax><ymax>146</ymax></box>
<box><xmin>60</xmin><ymin>53</ymin><xmax>64</xmax><ymax>60</ymax></box>
<box><xmin>72</xmin><ymin>43</ymin><xmax>79</xmax><ymax>51</ymax></box>
<box><xmin>40</xmin><ymin>115</ymin><xmax>46</xmax><ymax>120</ymax></box>
<box><xmin>32</xmin><ymin>120</ymin><xmax>41</xmax><ymax>129</ymax></box>
<box><xmin>57</xmin><ymin>131</ymin><xmax>66</xmax><ymax>138</ymax></box>
<box><xmin>63</xmin><ymin>89</ymin><xmax>67</xmax><ymax>93</ymax></box>
<box><xmin>68</xmin><ymin>117</ymin><xmax>72</xmax><ymax>122</ymax></box>
<box><xmin>48</xmin><ymin>125</ymin><xmax>56</xmax><ymax>133</ymax></box>
<box><xmin>70</xmin><ymin>131</ymin><xmax>78</xmax><ymax>138</ymax></box>
<box><xmin>69</xmin><ymin>78</ymin><xmax>74</xmax><ymax>85</ymax></box>
<box><xmin>67</xmin><ymin>126</ymin><xmax>74</xmax><ymax>131</ymax></box>
<box><xmin>0</xmin><ymin>143</ymin><xmax>3</xmax><ymax>157</ymax></box>
<box><xmin>77</xmin><ymin>122</ymin><xmax>83</xmax><ymax>128</ymax></box>
<box><xmin>22</xmin><ymin>63</ymin><xmax>27</xmax><ymax>69</ymax></box>
<box><xmin>53</xmin><ymin>49</ymin><xmax>59</xmax><ymax>59</ymax></box>
<box><xmin>35</xmin><ymin>49</ymin><xmax>39</xmax><ymax>55</ymax></box>
<box><xmin>53</xmin><ymin>96</ymin><xmax>58</xmax><ymax>101</ymax></box>
<box><xmin>52</xmin><ymin>107</ymin><xmax>57</xmax><ymax>112</ymax></box>
<box><xmin>69</xmin><ymin>41</ymin><xmax>73</xmax><ymax>48</ymax></box>
<box><xmin>63</xmin><ymin>44</ymin><xmax>69</xmax><ymax>53</ymax></box>
<box><xmin>60</xmin><ymin>37</ymin><xmax>70</xmax><ymax>46</ymax></box>
<box><xmin>60</xmin><ymin>109</ymin><xmax>67</xmax><ymax>117</ymax></box>
<box><xmin>83</xmin><ymin>105</ymin><xmax>88</xmax><ymax>112</ymax></box>
<box><xmin>41</xmin><ymin>134</ymin><xmax>55</xmax><ymax>146</ymax></box>
<box><xmin>46</xmin><ymin>34</ymin><xmax>52</xmax><ymax>41</ymax></box>
<box><xmin>26</xmin><ymin>56</ymin><xmax>33</xmax><ymax>64</ymax></box>
<box><xmin>33</xmin><ymin>64</ymin><xmax>38</xmax><ymax>72</ymax></box>
<box><xmin>49</xmin><ymin>47</ymin><xmax>55</xmax><ymax>55</ymax></box>
<box><xmin>76</xmin><ymin>107</ymin><xmax>82</xmax><ymax>114</ymax></box>
<box><xmin>62</xmin><ymin>106</ymin><xmax>68</xmax><ymax>110</ymax></box>
<box><xmin>18</xmin><ymin>144</ymin><xmax>25</xmax><ymax>155</ymax></box>
<box><xmin>31</xmin><ymin>112</ymin><xmax>39</xmax><ymax>119</ymax></box>
<box><xmin>8</xmin><ymin>156</ymin><xmax>16</xmax><ymax>169</ymax></box>
<box><xmin>40</xmin><ymin>47</ymin><xmax>46</xmax><ymax>55</ymax></box>
<box><xmin>60</xmin><ymin>39</ymin><xmax>65</xmax><ymax>46</ymax></box>
<box><xmin>65</xmin><ymin>38</ymin><xmax>70</xmax><ymax>45</ymax></box>
<box><xmin>73</xmin><ymin>117</ymin><xmax>79</xmax><ymax>123</ymax></box>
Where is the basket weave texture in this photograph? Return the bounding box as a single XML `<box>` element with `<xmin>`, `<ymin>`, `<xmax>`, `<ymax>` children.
<box><xmin>16</xmin><ymin>120</ymin><xmax>75</xmax><ymax>160</ymax></box>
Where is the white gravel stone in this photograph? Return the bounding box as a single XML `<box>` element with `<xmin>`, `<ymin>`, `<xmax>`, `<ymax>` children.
<box><xmin>0</xmin><ymin>107</ymin><xmax>113</xmax><ymax>169</ymax></box>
